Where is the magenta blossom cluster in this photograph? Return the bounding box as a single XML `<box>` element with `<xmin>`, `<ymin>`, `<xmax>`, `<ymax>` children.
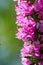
<box><xmin>14</xmin><ymin>0</ymin><xmax>43</xmax><ymax>65</ymax></box>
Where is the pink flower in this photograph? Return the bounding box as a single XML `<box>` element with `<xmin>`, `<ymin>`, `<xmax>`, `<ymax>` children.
<box><xmin>16</xmin><ymin>17</ymin><xmax>36</xmax><ymax>41</ymax></box>
<box><xmin>16</xmin><ymin>15</ymin><xmax>36</xmax><ymax>27</ymax></box>
<box><xmin>20</xmin><ymin>43</ymin><xmax>34</xmax><ymax>57</ymax></box>
<box><xmin>15</xmin><ymin>1</ymin><xmax>34</xmax><ymax>15</ymax></box>
<box><xmin>16</xmin><ymin>15</ymin><xmax>30</xmax><ymax>26</ymax></box>
<box><xmin>33</xmin><ymin>41</ymin><xmax>40</xmax><ymax>58</ymax></box>
<box><xmin>21</xmin><ymin>58</ymin><xmax>31</xmax><ymax>65</ymax></box>
<box><xmin>16</xmin><ymin>26</ymin><xmax>35</xmax><ymax>41</ymax></box>
<box><xmin>20</xmin><ymin>40</ymin><xmax>41</xmax><ymax>65</ymax></box>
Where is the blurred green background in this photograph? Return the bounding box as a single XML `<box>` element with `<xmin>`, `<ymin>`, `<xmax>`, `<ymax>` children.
<box><xmin>0</xmin><ymin>0</ymin><xmax>23</xmax><ymax>65</ymax></box>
